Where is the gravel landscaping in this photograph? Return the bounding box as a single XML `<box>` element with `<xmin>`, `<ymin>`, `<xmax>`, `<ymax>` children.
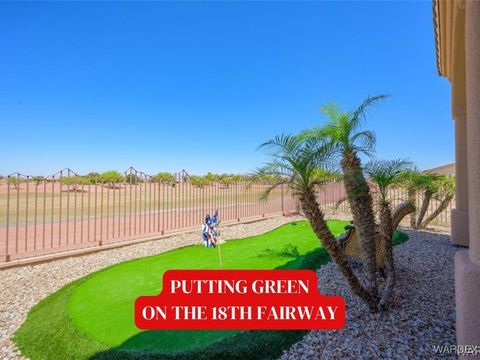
<box><xmin>0</xmin><ymin>217</ymin><xmax>457</xmax><ymax>360</ymax></box>
<box><xmin>0</xmin><ymin>215</ymin><xmax>300</xmax><ymax>360</ymax></box>
<box><xmin>281</xmin><ymin>228</ymin><xmax>457</xmax><ymax>360</ymax></box>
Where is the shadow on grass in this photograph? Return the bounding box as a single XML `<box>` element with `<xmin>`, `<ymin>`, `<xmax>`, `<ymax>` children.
<box><xmin>89</xmin><ymin>329</ymin><xmax>307</xmax><ymax>360</ymax></box>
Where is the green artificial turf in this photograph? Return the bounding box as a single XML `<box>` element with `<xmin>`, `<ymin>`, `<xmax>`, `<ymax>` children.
<box><xmin>14</xmin><ymin>220</ymin><xmax>408</xmax><ymax>360</ymax></box>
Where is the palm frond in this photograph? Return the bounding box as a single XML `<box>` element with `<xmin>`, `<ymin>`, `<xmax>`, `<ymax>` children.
<box><xmin>351</xmin><ymin>130</ymin><xmax>376</xmax><ymax>155</ymax></box>
<box><xmin>433</xmin><ymin>175</ymin><xmax>456</xmax><ymax>197</ymax></box>
<box><xmin>256</xmin><ymin>129</ymin><xmax>335</xmax><ymax>198</ymax></box>
<box><xmin>298</xmin><ymin>126</ymin><xmax>326</xmax><ymax>141</ymax></box>
<box><xmin>257</xmin><ymin>133</ymin><xmax>301</xmax><ymax>154</ymax></box>
<box><xmin>320</xmin><ymin>102</ymin><xmax>343</xmax><ymax>122</ymax></box>
<box><xmin>349</xmin><ymin>94</ymin><xmax>389</xmax><ymax>131</ymax></box>
<box><xmin>259</xmin><ymin>180</ymin><xmax>287</xmax><ymax>201</ymax></box>
<box><xmin>333</xmin><ymin>196</ymin><xmax>349</xmax><ymax>211</ymax></box>
<box><xmin>365</xmin><ymin>158</ymin><xmax>414</xmax><ymax>202</ymax></box>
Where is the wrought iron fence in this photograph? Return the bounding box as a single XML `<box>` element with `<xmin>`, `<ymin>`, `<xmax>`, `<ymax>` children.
<box><xmin>332</xmin><ymin>185</ymin><xmax>454</xmax><ymax>227</ymax></box>
<box><xmin>0</xmin><ymin>168</ymin><xmax>298</xmax><ymax>263</ymax></box>
<box><xmin>0</xmin><ymin>170</ymin><xmax>453</xmax><ymax>264</ymax></box>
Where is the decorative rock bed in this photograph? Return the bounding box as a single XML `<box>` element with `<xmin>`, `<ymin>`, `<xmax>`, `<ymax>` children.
<box><xmin>281</xmin><ymin>229</ymin><xmax>457</xmax><ymax>359</ymax></box>
<box><xmin>0</xmin><ymin>218</ymin><xmax>457</xmax><ymax>360</ymax></box>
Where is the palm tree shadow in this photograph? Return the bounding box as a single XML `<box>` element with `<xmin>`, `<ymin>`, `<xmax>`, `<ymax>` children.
<box><xmin>275</xmin><ymin>247</ymin><xmax>331</xmax><ymax>270</ymax></box>
<box><xmin>89</xmin><ymin>325</ymin><xmax>307</xmax><ymax>360</ymax></box>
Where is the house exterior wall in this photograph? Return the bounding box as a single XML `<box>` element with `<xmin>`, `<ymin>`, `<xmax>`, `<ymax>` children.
<box><xmin>425</xmin><ymin>162</ymin><xmax>455</xmax><ymax>175</ymax></box>
<box><xmin>434</xmin><ymin>0</ymin><xmax>480</xmax><ymax>355</ymax></box>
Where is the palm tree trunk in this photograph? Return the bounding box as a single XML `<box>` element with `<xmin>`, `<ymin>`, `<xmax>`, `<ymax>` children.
<box><xmin>299</xmin><ymin>189</ymin><xmax>376</xmax><ymax>310</ymax></box>
<box><xmin>408</xmin><ymin>189</ymin><xmax>416</xmax><ymax>228</ymax></box>
<box><xmin>341</xmin><ymin>150</ymin><xmax>378</xmax><ymax>305</ymax></box>
<box><xmin>415</xmin><ymin>190</ymin><xmax>433</xmax><ymax>229</ymax></box>
<box><xmin>419</xmin><ymin>194</ymin><xmax>454</xmax><ymax>229</ymax></box>
<box><xmin>378</xmin><ymin>202</ymin><xmax>394</xmax><ymax>310</ymax></box>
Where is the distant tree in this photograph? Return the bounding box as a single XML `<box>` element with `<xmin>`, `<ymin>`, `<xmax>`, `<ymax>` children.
<box><xmin>100</xmin><ymin>171</ymin><xmax>124</xmax><ymax>188</ymax></box>
<box><xmin>87</xmin><ymin>172</ymin><xmax>101</xmax><ymax>184</ymax></box>
<box><xmin>61</xmin><ymin>176</ymin><xmax>90</xmax><ymax>191</ymax></box>
<box><xmin>313</xmin><ymin>168</ymin><xmax>342</xmax><ymax>182</ymax></box>
<box><xmin>190</xmin><ymin>175</ymin><xmax>211</xmax><ymax>188</ymax></box>
<box><xmin>8</xmin><ymin>177</ymin><xmax>22</xmax><ymax>190</ymax></box>
<box><xmin>231</xmin><ymin>175</ymin><xmax>244</xmax><ymax>182</ymax></box>
<box><xmin>249</xmin><ymin>173</ymin><xmax>281</xmax><ymax>184</ymax></box>
<box><xmin>125</xmin><ymin>173</ymin><xmax>141</xmax><ymax>185</ymax></box>
<box><xmin>153</xmin><ymin>172</ymin><xmax>176</xmax><ymax>184</ymax></box>
<box><xmin>219</xmin><ymin>174</ymin><xmax>234</xmax><ymax>188</ymax></box>
<box><xmin>32</xmin><ymin>176</ymin><xmax>45</xmax><ymax>185</ymax></box>
<box><xmin>204</xmin><ymin>172</ymin><xmax>220</xmax><ymax>183</ymax></box>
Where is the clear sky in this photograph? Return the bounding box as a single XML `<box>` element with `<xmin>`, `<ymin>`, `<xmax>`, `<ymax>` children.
<box><xmin>0</xmin><ymin>1</ymin><xmax>454</xmax><ymax>176</ymax></box>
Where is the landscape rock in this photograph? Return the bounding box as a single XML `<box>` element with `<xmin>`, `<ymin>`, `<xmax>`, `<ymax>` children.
<box><xmin>281</xmin><ymin>228</ymin><xmax>457</xmax><ymax>360</ymax></box>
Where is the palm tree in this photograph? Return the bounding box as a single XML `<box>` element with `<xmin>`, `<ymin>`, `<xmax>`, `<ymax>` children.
<box><xmin>401</xmin><ymin>172</ymin><xmax>440</xmax><ymax>230</ymax></box>
<box><xmin>364</xmin><ymin>159</ymin><xmax>413</xmax><ymax>310</ymax></box>
<box><xmin>418</xmin><ymin>175</ymin><xmax>455</xmax><ymax>229</ymax></box>
<box><xmin>402</xmin><ymin>168</ymin><xmax>421</xmax><ymax>228</ymax></box>
<box><xmin>256</xmin><ymin>134</ymin><xmax>374</xmax><ymax>308</ymax></box>
<box><xmin>301</xmin><ymin>94</ymin><xmax>388</xmax><ymax>305</ymax></box>
<box><xmin>416</xmin><ymin>176</ymin><xmax>439</xmax><ymax>229</ymax></box>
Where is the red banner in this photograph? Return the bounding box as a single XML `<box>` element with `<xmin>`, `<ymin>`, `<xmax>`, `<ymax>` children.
<box><xmin>135</xmin><ymin>270</ymin><xmax>345</xmax><ymax>330</ymax></box>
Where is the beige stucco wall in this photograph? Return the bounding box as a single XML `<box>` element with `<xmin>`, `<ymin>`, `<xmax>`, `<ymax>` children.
<box><xmin>435</xmin><ymin>0</ymin><xmax>480</xmax><ymax>353</ymax></box>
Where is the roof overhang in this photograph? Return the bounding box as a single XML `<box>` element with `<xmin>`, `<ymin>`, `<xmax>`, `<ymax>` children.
<box><xmin>433</xmin><ymin>0</ymin><xmax>466</xmax><ymax>117</ymax></box>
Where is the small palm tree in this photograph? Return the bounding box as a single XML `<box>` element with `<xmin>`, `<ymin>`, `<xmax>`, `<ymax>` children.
<box><xmin>256</xmin><ymin>133</ymin><xmax>373</xmax><ymax>307</ymax></box>
<box><xmin>418</xmin><ymin>175</ymin><xmax>455</xmax><ymax>229</ymax></box>
<box><xmin>301</xmin><ymin>94</ymin><xmax>388</xmax><ymax>305</ymax></box>
<box><xmin>364</xmin><ymin>159</ymin><xmax>413</xmax><ymax>310</ymax></box>
<box><xmin>402</xmin><ymin>171</ymin><xmax>440</xmax><ymax>229</ymax></box>
<box><xmin>401</xmin><ymin>168</ymin><xmax>423</xmax><ymax>227</ymax></box>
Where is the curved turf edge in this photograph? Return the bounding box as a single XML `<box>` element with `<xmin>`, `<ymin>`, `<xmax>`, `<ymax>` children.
<box><xmin>13</xmin><ymin>222</ymin><xmax>409</xmax><ymax>360</ymax></box>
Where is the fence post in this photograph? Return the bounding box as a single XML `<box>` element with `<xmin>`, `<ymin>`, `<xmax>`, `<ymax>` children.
<box><xmin>5</xmin><ymin>176</ymin><xmax>10</xmax><ymax>261</ymax></box>
<box><xmin>281</xmin><ymin>183</ymin><xmax>285</xmax><ymax>216</ymax></box>
<box><xmin>236</xmin><ymin>182</ymin><xmax>240</xmax><ymax>222</ymax></box>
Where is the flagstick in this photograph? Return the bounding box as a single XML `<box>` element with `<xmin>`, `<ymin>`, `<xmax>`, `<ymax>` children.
<box><xmin>215</xmin><ymin>216</ymin><xmax>222</xmax><ymax>269</ymax></box>
<box><xmin>217</xmin><ymin>240</ymin><xmax>223</xmax><ymax>269</ymax></box>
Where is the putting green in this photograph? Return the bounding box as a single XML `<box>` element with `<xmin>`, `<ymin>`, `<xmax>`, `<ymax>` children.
<box><xmin>14</xmin><ymin>220</ymin><xmax>408</xmax><ymax>360</ymax></box>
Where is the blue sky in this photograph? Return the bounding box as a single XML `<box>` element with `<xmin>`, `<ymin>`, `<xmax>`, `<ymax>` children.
<box><xmin>0</xmin><ymin>1</ymin><xmax>453</xmax><ymax>176</ymax></box>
